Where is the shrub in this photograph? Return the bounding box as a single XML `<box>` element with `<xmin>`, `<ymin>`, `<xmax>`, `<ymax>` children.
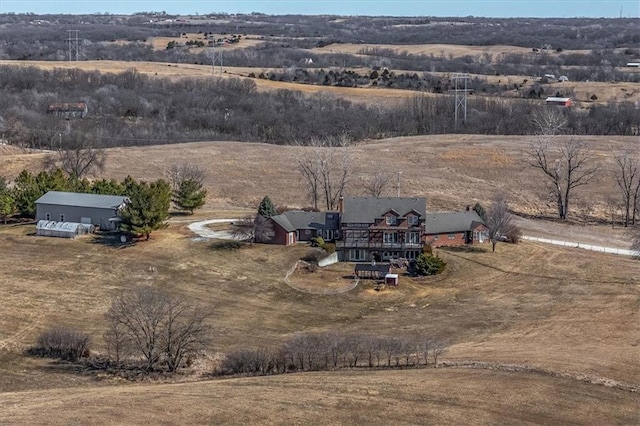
<box><xmin>414</xmin><ymin>253</ymin><xmax>446</xmax><ymax>276</ymax></box>
<box><xmin>29</xmin><ymin>327</ymin><xmax>91</xmax><ymax>361</ymax></box>
<box><xmin>323</xmin><ymin>243</ymin><xmax>336</xmax><ymax>254</ymax></box>
<box><xmin>311</xmin><ymin>236</ymin><xmax>325</xmax><ymax>247</ymax></box>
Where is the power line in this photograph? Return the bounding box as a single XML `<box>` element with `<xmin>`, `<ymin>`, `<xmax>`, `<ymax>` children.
<box><xmin>66</xmin><ymin>29</ymin><xmax>79</xmax><ymax>62</ymax></box>
<box><xmin>450</xmin><ymin>73</ymin><xmax>472</xmax><ymax>129</ymax></box>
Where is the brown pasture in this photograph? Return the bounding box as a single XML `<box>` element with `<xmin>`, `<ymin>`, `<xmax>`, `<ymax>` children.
<box><xmin>1</xmin><ymin>369</ymin><xmax>639</xmax><ymax>425</ymax></box>
<box><xmin>0</xmin><ymin>215</ymin><xmax>639</xmax><ymax>421</ymax></box>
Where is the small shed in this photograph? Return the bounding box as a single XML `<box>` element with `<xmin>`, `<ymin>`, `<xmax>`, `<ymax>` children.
<box><xmin>354</xmin><ymin>263</ymin><xmax>391</xmax><ymax>279</ymax></box>
<box><xmin>36</xmin><ymin>220</ymin><xmax>93</xmax><ymax>238</ymax></box>
<box><xmin>545</xmin><ymin>97</ymin><xmax>572</xmax><ymax>107</ymax></box>
<box><xmin>384</xmin><ymin>273</ymin><xmax>399</xmax><ymax>286</ymax></box>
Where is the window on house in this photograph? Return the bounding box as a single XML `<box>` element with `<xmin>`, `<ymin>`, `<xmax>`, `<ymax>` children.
<box><xmin>408</xmin><ymin>215</ymin><xmax>418</xmax><ymax>225</ymax></box>
<box><xmin>383</xmin><ymin>232</ymin><xmax>398</xmax><ymax>243</ymax></box>
<box><xmin>60</xmin><ymin>214</ymin><xmax>65</xmax><ymax>222</ymax></box>
<box><xmin>304</xmin><ymin>229</ymin><xmax>311</xmax><ymax>235</ymax></box>
<box><xmin>46</xmin><ymin>213</ymin><xmax>50</xmax><ymax>221</ymax></box>
<box><xmin>448</xmin><ymin>233</ymin><xmax>455</xmax><ymax>239</ymax></box>
<box><xmin>385</xmin><ymin>216</ymin><xmax>396</xmax><ymax>225</ymax></box>
<box><xmin>406</xmin><ymin>232</ymin><xmax>420</xmax><ymax>243</ymax></box>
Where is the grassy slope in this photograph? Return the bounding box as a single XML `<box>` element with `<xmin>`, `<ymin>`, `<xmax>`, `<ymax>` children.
<box><xmin>1</xmin><ymin>369</ymin><xmax>639</xmax><ymax>425</ymax></box>
<box><xmin>1</xmin><ymin>135</ymin><xmax>634</xmax><ymax>220</ymax></box>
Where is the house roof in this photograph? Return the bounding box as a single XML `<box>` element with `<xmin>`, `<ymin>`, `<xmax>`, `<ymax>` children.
<box><xmin>424</xmin><ymin>211</ymin><xmax>485</xmax><ymax>235</ymax></box>
<box><xmin>35</xmin><ymin>191</ymin><xmax>127</xmax><ymax>209</ymax></box>
<box><xmin>341</xmin><ymin>197</ymin><xmax>426</xmax><ymax>224</ymax></box>
<box><xmin>282</xmin><ymin>211</ymin><xmax>340</xmax><ymax>230</ymax></box>
<box><xmin>545</xmin><ymin>97</ymin><xmax>571</xmax><ymax>102</ymax></box>
<box><xmin>270</xmin><ymin>214</ymin><xmax>296</xmax><ymax>233</ymax></box>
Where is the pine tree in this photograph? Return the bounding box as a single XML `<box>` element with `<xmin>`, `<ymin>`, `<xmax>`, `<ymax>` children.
<box><xmin>119</xmin><ymin>180</ymin><xmax>171</xmax><ymax>240</ymax></box>
<box><xmin>0</xmin><ymin>193</ymin><xmax>15</xmax><ymax>224</ymax></box>
<box><xmin>414</xmin><ymin>253</ymin><xmax>446</xmax><ymax>276</ymax></box>
<box><xmin>173</xmin><ymin>178</ymin><xmax>207</xmax><ymax>214</ymax></box>
<box><xmin>12</xmin><ymin>170</ymin><xmax>41</xmax><ymax>217</ymax></box>
<box><xmin>257</xmin><ymin>196</ymin><xmax>277</xmax><ymax>218</ymax></box>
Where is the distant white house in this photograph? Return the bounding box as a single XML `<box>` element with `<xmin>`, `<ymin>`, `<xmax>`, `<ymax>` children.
<box><xmin>627</xmin><ymin>62</ymin><xmax>640</xmax><ymax>68</ymax></box>
<box><xmin>557</xmin><ymin>75</ymin><xmax>569</xmax><ymax>82</ymax></box>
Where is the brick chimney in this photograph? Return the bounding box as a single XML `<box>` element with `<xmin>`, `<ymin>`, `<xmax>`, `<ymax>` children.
<box><xmin>338</xmin><ymin>196</ymin><xmax>344</xmax><ymax>214</ymax></box>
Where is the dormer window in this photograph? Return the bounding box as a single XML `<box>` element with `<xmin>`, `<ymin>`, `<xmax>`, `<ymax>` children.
<box><xmin>408</xmin><ymin>215</ymin><xmax>418</xmax><ymax>225</ymax></box>
<box><xmin>385</xmin><ymin>216</ymin><xmax>396</xmax><ymax>225</ymax></box>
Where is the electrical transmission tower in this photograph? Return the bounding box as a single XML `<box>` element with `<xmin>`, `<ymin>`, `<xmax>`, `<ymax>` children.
<box><xmin>451</xmin><ymin>73</ymin><xmax>472</xmax><ymax>129</ymax></box>
<box><xmin>67</xmin><ymin>30</ymin><xmax>80</xmax><ymax>62</ymax></box>
<box><xmin>211</xmin><ymin>42</ymin><xmax>223</xmax><ymax>76</ymax></box>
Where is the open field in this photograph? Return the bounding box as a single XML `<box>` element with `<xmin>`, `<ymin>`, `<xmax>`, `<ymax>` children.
<box><xmin>147</xmin><ymin>33</ymin><xmax>264</xmax><ymax>51</ymax></box>
<box><xmin>0</xmin><ymin>216</ymin><xmax>639</xmax><ymax>421</ymax></box>
<box><xmin>313</xmin><ymin>42</ymin><xmax>538</xmax><ymax>58</ymax></box>
<box><xmin>2</xmin><ymin>369</ymin><xmax>639</xmax><ymax>425</ymax></box>
<box><xmin>2</xmin><ymin>130</ymin><xmax>640</xmax><ymax>420</ymax></box>
<box><xmin>1</xmin><ymin>134</ymin><xmax>635</xmax><ymax>225</ymax></box>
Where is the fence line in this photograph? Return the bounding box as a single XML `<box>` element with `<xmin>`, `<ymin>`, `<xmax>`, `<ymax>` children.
<box><xmin>522</xmin><ymin>235</ymin><xmax>638</xmax><ymax>257</ymax></box>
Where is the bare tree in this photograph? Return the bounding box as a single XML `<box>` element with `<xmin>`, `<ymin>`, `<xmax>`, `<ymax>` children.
<box><xmin>231</xmin><ymin>214</ymin><xmax>274</xmax><ymax>244</ymax></box>
<box><xmin>361</xmin><ymin>170</ymin><xmax>393</xmax><ymax>197</ymax></box>
<box><xmin>45</xmin><ymin>136</ymin><xmax>106</xmax><ymax>179</ymax></box>
<box><xmin>531</xmin><ymin>108</ymin><xmax>568</xmax><ymax>136</ymax></box>
<box><xmin>163</xmin><ymin>297</ymin><xmax>210</xmax><ymax>372</ymax></box>
<box><xmin>529</xmin><ymin>137</ymin><xmax>599</xmax><ymax>220</ymax></box>
<box><xmin>613</xmin><ymin>150</ymin><xmax>640</xmax><ymax>227</ymax></box>
<box><xmin>296</xmin><ymin>135</ymin><xmax>353</xmax><ymax>211</ymax></box>
<box><xmin>486</xmin><ymin>194</ymin><xmax>520</xmax><ymax>252</ymax></box>
<box><xmin>431</xmin><ymin>340</ymin><xmax>448</xmax><ymax>367</ymax></box>
<box><xmin>167</xmin><ymin>163</ymin><xmax>207</xmax><ymax>192</ymax></box>
<box><xmin>105</xmin><ymin>286</ymin><xmax>210</xmax><ymax>372</ymax></box>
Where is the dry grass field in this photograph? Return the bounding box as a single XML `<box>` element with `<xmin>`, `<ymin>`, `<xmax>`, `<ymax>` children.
<box><xmin>2</xmin><ymin>369</ymin><xmax>639</xmax><ymax>425</ymax></box>
<box><xmin>0</xmin><ymin>216</ymin><xmax>639</xmax><ymax>422</ymax></box>
<box><xmin>0</xmin><ymin>134</ymin><xmax>633</xmax><ymax>224</ymax></box>
<box><xmin>312</xmin><ymin>42</ymin><xmax>537</xmax><ymax>58</ymax></box>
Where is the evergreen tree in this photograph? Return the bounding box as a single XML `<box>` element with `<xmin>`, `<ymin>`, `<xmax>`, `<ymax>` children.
<box><xmin>91</xmin><ymin>179</ymin><xmax>125</xmax><ymax>195</ymax></box>
<box><xmin>414</xmin><ymin>253</ymin><xmax>446</xmax><ymax>276</ymax></box>
<box><xmin>119</xmin><ymin>179</ymin><xmax>171</xmax><ymax>240</ymax></box>
<box><xmin>12</xmin><ymin>170</ymin><xmax>41</xmax><ymax>217</ymax></box>
<box><xmin>0</xmin><ymin>178</ymin><xmax>15</xmax><ymax>224</ymax></box>
<box><xmin>257</xmin><ymin>196</ymin><xmax>277</xmax><ymax>218</ymax></box>
<box><xmin>0</xmin><ymin>193</ymin><xmax>15</xmax><ymax>224</ymax></box>
<box><xmin>173</xmin><ymin>178</ymin><xmax>207</xmax><ymax>214</ymax></box>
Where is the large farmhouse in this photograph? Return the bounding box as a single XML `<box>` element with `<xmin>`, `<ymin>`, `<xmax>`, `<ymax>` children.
<box><xmin>266</xmin><ymin>196</ymin><xmax>489</xmax><ymax>260</ymax></box>
<box><xmin>337</xmin><ymin>197</ymin><xmax>426</xmax><ymax>262</ymax></box>
<box><xmin>35</xmin><ymin>191</ymin><xmax>128</xmax><ymax>231</ymax></box>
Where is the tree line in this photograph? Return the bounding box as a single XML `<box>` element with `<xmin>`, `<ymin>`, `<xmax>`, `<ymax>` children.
<box><xmin>1</xmin><ymin>66</ymin><xmax>638</xmax><ymax>152</ymax></box>
<box><xmin>220</xmin><ymin>332</ymin><xmax>448</xmax><ymax>376</ymax></box>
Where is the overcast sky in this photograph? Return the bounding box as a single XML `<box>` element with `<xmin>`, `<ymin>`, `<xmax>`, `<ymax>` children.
<box><xmin>0</xmin><ymin>0</ymin><xmax>638</xmax><ymax>18</ymax></box>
